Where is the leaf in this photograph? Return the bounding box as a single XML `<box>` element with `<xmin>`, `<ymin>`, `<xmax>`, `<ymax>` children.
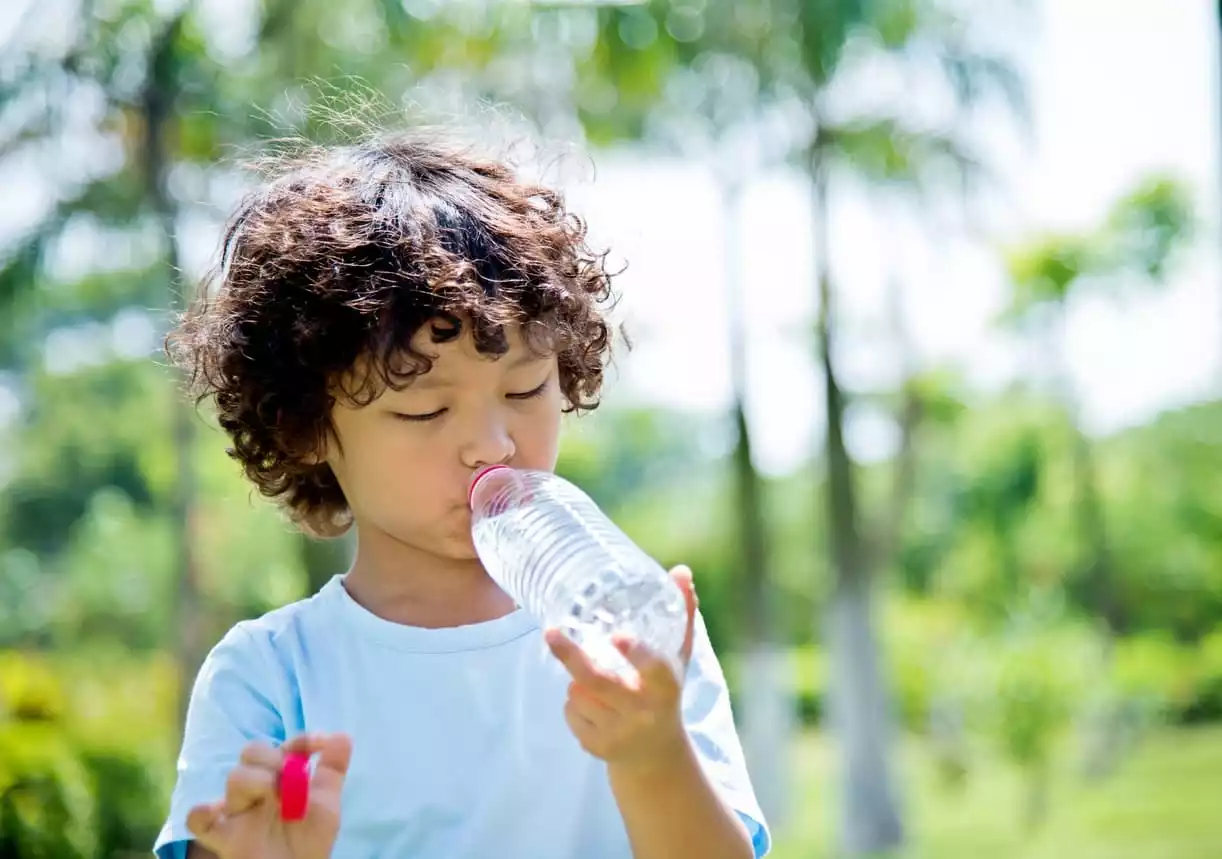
<box><xmin>822</xmin><ymin>117</ymin><xmax>982</xmax><ymax>191</ymax></box>
<box><xmin>939</xmin><ymin>46</ymin><xmax>1031</xmax><ymax>129</ymax></box>
<box><xmin>1000</xmin><ymin>232</ymin><xmax>1095</xmax><ymax>321</ymax></box>
<box><xmin>1103</xmin><ymin>175</ymin><xmax>1195</xmax><ymax>281</ymax></box>
<box><xmin>798</xmin><ymin>0</ymin><xmax>870</xmax><ymax>87</ymax></box>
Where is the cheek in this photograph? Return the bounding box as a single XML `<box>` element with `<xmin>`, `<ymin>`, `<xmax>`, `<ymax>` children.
<box><xmin>338</xmin><ymin>426</ymin><xmax>446</xmax><ymax>508</ymax></box>
<box><xmin>513</xmin><ymin>404</ymin><xmax>563</xmax><ymax>470</ymax></box>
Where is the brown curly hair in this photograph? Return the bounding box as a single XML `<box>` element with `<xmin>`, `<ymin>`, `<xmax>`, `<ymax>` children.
<box><xmin>168</xmin><ymin>131</ymin><xmax>617</xmax><ymax>537</ymax></box>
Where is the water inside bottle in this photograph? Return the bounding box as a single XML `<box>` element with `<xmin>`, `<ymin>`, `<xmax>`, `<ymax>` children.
<box><xmin>471</xmin><ymin>509</ymin><xmax>687</xmax><ymax>677</ymax></box>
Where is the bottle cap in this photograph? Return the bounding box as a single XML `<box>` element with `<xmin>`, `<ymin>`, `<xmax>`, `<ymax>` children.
<box><xmin>467</xmin><ymin>464</ymin><xmax>512</xmax><ymax>510</ymax></box>
<box><xmin>280</xmin><ymin>752</ymin><xmax>310</xmax><ymax>821</ymax></box>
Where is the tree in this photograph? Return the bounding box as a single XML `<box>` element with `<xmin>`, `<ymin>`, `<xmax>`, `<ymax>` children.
<box><xmin>0</xmin><ymin>0</ymin><xmax>587</xmax><ymax>710</ymax></box>
<box><xmin>568</xmin><ymin>1</ymin><xmax>1026</xmax><ymax>850</ymax></box>
<box><xmin>796</xmin><ymin>4</ymin><xmax>1026</xmax><ymax>852</ymax></box>
<box><xmin>1002</xmin><ymin>175</ymin><xmax>1195</xmax><ymax>637</ymax></box>
<box><xmin>561</xmin><ymin>3</ymin><xmax>800</xmax><ymax>823</ymax></box>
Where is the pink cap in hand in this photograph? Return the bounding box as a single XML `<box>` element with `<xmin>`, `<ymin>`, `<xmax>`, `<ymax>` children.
<box><xmin>280</xmin><ymin>752</ymin><xmax>310</xmax><ymax>822</ymax></box>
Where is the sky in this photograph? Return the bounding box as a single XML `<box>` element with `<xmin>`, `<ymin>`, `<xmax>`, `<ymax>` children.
<box><xmin>0</xmin><ymin>0</ymin><xmax>1219</xmax><ymax>477</ymax></box>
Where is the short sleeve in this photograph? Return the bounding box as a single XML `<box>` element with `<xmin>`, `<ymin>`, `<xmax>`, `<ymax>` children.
<box><xmin>154</xmin><ymin>624</ymin><xmax>286</xmax><ymax>859</ymax></box>
<box><xmin>682</xmin><ymin>612</ymin><xmax>772</xmax><ymax>857</ymax></box>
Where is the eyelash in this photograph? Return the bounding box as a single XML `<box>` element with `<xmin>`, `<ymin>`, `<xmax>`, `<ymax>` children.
<box><xmin>393</xmin><ymin>380</ymin><xmax>549</xmax><ymax>423</ymax></box>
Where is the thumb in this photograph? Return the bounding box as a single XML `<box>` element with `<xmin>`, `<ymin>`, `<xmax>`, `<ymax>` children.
<box><xmin>670</xmin><ymin>565</ymin><xmax>697</xmax><ymax>668</ymax></box>
<box><xmin>186</xmin><ymin>801</ymin><xmax>227</xmax><ymax>852</ymax></box>
<box><xmin>312</xmin><ymin>733</ymin><xmax>353</xmax><ymax>793</ymax></box>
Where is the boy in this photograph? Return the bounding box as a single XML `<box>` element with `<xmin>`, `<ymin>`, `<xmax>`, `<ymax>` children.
<box><xmin>157</xmin><ymin>131</ymin><xmax>770</xmax><ymax>859</ymax></box>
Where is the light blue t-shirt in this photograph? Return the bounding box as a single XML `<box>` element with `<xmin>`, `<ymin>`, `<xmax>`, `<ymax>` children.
<box><xmin>155</xmin><ymin>575</ymin><xmax>771</xmax><ymax>858</ymax></box>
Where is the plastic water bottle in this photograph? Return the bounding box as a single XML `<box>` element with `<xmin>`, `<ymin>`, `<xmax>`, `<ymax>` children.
<box><xmin>468</xmin><ymin>465</ymin><xmax>688</xmax><ymax>675</ymax></box>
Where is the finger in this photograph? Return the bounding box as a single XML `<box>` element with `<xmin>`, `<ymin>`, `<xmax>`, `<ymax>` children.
<box><xmin>569</xmin><ymin>681</ymin><xmax>616</xmax><ymax>727</ymax></box>
<box><xmin>311</xmin><ymin>733</ymin><xmax>354</xmax><ymax>796</ymax></box>
<box><xmin>224</xmin><ymin>764</ymin><xmax>277</xmax><ymax>814</ymax></box>
<box><xmin>280</xmin><ymin>732</ymin><xmax>331</xmax><ymax>756</ymax></box>
<box><xmin>545</xmin><ymin>629</ymin><xmax>636</xmax><ymax>712</ymax></box>
<box><xmin>670</xmin><ymin>566</ymin><xmax>698</xmax><ymax>668</ymax></box>
<box><xmin>186</xmin><ymin>801</ymin><xmax>226</xmax><ymax>850</ymax></box>
<box><xmin>564</xmin><ymin>697</ymin><xmax>600</xmax><ymax>737</ymax></box>
<box><xmin>614</xmin><ymin>635</ymin><xmax>682</xmax><ymax>691</ymax></box>
<box><xmin>239</xmin><ymin>741</ymin><xmax>284</xmax><ymax>771</ymax></box>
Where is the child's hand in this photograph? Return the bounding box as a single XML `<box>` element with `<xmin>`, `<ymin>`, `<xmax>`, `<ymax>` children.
<box><xmin>546</xmin><ymin>566</ymin><xmax>697</xmax><ymax>775</ymax></box>
<box><xmin>185</xmin><ymin>733</ymin><xmax>352</xmax><ymax>859</ymax></box>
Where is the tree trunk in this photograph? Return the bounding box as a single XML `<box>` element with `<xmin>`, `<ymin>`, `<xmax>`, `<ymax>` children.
<box><xmin>812</xmin><ymin>156</ymin><xmax>904</xmax><ymax>856</ymax></box>
<box><xmin>1022</xmin><ymin>760</ymin><xmax>1051</xmax><ymax>833</ymax></box>
<box><xmin>1052</xmin><ymin>308</ymin><xmax>1122</xmax><ymax>634</ymax></box>
<box><xmin>142</xmin><ymin>10</ymin><xmax>200</xmax><ymax>727</ymax></box>
<box><xmin>1070</xmin><ymin>429</ymin><xmax>1122</xmax><ymax>633</ymax></box>
<box><xmin>872</xmin><ymin>275</ymin><xmax>921</xmax><ymax>575</ymax></box>
<box><xmin>719</xmin><ymin>176</ymin><xmax>793</xmax><ymax>830</ymax></box>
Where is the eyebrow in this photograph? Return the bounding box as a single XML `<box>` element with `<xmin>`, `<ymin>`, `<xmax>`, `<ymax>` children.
<box><xmin>405</xmin><ymin>352</ymin><xmax>549</xmax><ymax>391</ymax></box>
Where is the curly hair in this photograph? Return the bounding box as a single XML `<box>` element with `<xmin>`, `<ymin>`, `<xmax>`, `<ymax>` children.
<box><xmin>167</xmin><ymin>131</ymin><xmax>617</xmax><ymax>537</ymax></box>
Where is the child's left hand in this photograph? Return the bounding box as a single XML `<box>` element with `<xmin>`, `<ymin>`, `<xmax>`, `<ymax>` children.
<box><xmin>545</xmin><ymin>565</ymin><xmax>697</xmax><ymax>774</ymax></box>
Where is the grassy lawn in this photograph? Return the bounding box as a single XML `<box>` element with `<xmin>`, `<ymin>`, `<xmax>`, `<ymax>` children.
<box><xmin>769</xmin><ymin>725</ymin><xmax>1222</xmax><ymax>859</ymax></box>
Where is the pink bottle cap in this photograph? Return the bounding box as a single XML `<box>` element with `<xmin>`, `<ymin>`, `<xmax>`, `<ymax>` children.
<box><xmin>468</xmin><ymin>464</ymin><xmax>511</xmax><ymax>509</ymax></box>
<box><xmin>280</xmin><ymin>752</ymin><xmax>310</xmax><ymax>822</ymax></box>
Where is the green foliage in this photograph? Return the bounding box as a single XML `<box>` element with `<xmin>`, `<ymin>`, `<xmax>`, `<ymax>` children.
<box><xmin>987</xmin><ymin>624</ymin><xmax>1093</xmax><ymax>770</ymax></box>
<box><xmin>0</xmin><ymin>652</ymin><xmax>173</xmax><ymax>859</ymax></box>
<box><xmin>0</xmin><ymin>722</ymin><xmax>96</xmax><ymax>859</ymax></box>
<box><xmin>1187</xmin><ymin>630</ymin><xmax>1222</xmax><ymax>723</ymax></box>
<box><xmin>1110</xmin><ymin>634</ymin><xmax>1200</xmax><ymax>719</ymax></box>
<box><xmin>1103</xmin><ymin>174</ymin><xmax>1196</xmax><ymax>280</ymax></box>
<box><xmin>1003</xmin><ymin>233</ymin><xmax>1095</xmax><ymax>318</ymax></box>
<box><xmin>1002</xmin><ymin>174</ymin><xmax>1195</xmax><ymax>324</ymax></box>
<box><xmin>1111</xmin><ymin>629</ymin><xmax>1222</xmax><ymax>725</ymax></box>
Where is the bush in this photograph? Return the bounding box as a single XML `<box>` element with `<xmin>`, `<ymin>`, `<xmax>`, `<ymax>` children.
<box><xmin>1181</xmin><ymin>628</ymin><xmax>1222</xmax><ymax>724</ymax></box>
<box><xmin>0</xmin><ymin>656</ymin><xmax>96</xmax><ymax>859</ymax></box>
<box><xmin>0</xmin><ymin>651</ymin><xmax>170</xmax><ymax>859</ymax></box>
<box><xmin>790</xmin><ymin>645</ymin><xmax>825</xmax><ymax>726</ymax></box>
<box><xmin>1111</xmin><ymin>633</ymin><xmax>1201</xmax><ymax>722</ymax></box>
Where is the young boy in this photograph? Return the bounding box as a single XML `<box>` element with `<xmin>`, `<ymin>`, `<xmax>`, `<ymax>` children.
<box><xmin>157</xmin><ymin>131</ymin><xmax>770</xmax><ymax>859</ymax></box>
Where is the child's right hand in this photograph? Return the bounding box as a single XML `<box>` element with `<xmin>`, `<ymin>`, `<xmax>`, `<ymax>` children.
<box><xmin>186</xmin><ymin>733</ymin><xmax>352</xmax><ymax>859</ymax></box>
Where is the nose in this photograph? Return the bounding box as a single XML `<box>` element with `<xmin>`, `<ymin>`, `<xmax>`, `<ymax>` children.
<box><xmin>460</xmin><ymin>412</ymin><xmax>515</xmax><ymax>471</ymax></box>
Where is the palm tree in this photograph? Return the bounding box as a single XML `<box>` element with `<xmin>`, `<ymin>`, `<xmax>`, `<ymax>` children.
<box><xmin>1002</xmin><ymin>175</ymin><xmax>1195</xmax><ymax>638</ymax></box>
<box><xmin>0</xmin><ymin>0</ymin><xmax>558</xmax><ymax>717</ymax></box>
<box><xmin>141</xmin><ymin>6</ymin><xmax>206</xmax><ymax>721</ymax></box>
<box><xmin>0</xmin><ymin>0</ymin><xmax>214</xmax><ymax>719</ymax></box>
<box><xmin>563</xmin><ymin>7</ymin><xmax>799</xmax><ymax>823</ymax></box>
<box><xmin>719</xmin><ymin>168</ymin><xmax>793</xmax><ymax>827</ymax></box>
<box><xmin>999</xmin><ymin>179</ymin><xmax>1194</xmax><ymax>788</ymax></box>
<box><xmin>793</xmin><ymin>4</ymin><xmax>1026</xmax><ymax>851</ymax></box>
<box><xmin>569</xmin><ymin>1</ymin><xmax>1025</xmax><ymax>850</ymax></box>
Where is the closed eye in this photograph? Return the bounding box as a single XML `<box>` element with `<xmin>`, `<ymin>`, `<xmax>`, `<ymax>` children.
<box><xmin>507</xmin><ymin>380</ymin><xmax>549</xmax><ymax>401</ymax></box>
<box><xmin>392</xmin><ymin>408</ymin><xmax>446</xmax><ymax>423</ymax></box>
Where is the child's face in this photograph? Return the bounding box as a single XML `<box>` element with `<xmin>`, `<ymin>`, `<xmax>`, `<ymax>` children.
<box><xmin>324</xmin><ymin>322</ymin><xmax>563</xmax><ymax>561</ymax></box>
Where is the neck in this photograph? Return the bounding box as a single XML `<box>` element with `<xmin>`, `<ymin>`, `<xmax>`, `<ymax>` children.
<box><xmin>342</xmin><ymin>524</ymin><xmax>516</xmax><ymax>629</ymax></box>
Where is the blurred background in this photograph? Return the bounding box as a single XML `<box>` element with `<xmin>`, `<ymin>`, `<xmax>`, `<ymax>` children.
<box><xmin>1</xmin><ymin>0</ymin><xmax>1220</xmax><ymax>856</ymax></box>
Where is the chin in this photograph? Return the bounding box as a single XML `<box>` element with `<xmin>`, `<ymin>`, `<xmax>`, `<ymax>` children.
<box><xmin>435</xmin><ymin>529</ymin><xmax>480</xmax><ymax>562</ymax></box>
<box><xmin>448</xmin><ymin>542</ymin><xmax>480</xmax><ymax>562</ymax></box>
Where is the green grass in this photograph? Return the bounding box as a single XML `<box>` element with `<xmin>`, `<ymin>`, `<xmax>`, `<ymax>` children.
<box><xmin>769</xmin><ymin>725</ymin><xmax>1222</xmax><ymax>859</ymax></box>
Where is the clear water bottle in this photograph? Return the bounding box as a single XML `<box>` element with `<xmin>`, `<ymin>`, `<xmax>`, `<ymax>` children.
<box><xmin>468</xmin><ymin>465</ymin><xmax>688</xmax><ymax>675</ymax></box>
